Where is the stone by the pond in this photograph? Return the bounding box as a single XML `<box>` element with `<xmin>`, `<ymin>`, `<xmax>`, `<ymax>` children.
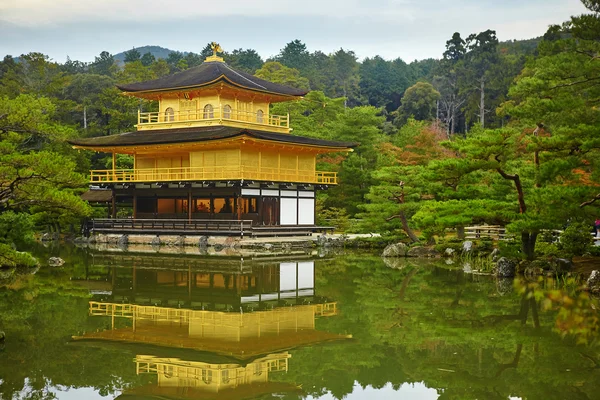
<box><xmin>587</xmin><ymin>270</ymin><xmax>600</xmax><ymax>294</ymax></box>
<box><xmin>198</xmin><ymin>236</ymin><xmax>208</xmax><ymax>249</ymax></box>
<box><xmin>382</xmin><ymin>243</ymin><xmax>408</xmax><ymax>257</ymax></box>
<box><xmin>167</xmin><ymin>236</ymin><xmax>185</xmax><ymax>247</ymax></box>
<box><xmin>47</xmin><ymin>257</ymin><xmax>65</xmax><ymax>267</ymax></box>
<box><xmin>150</xmin><ymin>236</ymin><xmax>161</xmax><ymax>246</ymax></box>
<box><xmin>0</xmin><ymin>331</ymin><xmax>4</xmax><ymax>341</ymax></box>
<box><xmin>550</xmin><ymin>258</ymin><xmax>573</xmax><ymax>275</ymax></box>
<box><xmin>316</xmin><ymin>235</ymin><xmax>328</xmax><ymax>247</ymax></box>
<box><xmin>117</xmin><ymin>235</ymin><xmax>128</xmax><ymax>246</ymax></box>
<box><xmin>444</xmin><ymin>248</ymin><xmax>455</xmax><ymax>256</ymax></box>
<box><xmin>491</xmin><ymin>248</ymin><xmax>500</xmax><ymax>262</ymax></box>
<box><xmin>407</xmin><ymin>246</ymin><xmax>440</xmax><ymax>258</ymax></box>
<box><xmin>41</xmin><ymin>233</ymin><xmax>59</xmax><ymax>241</ymax></box>
<box><xmin>462</xmin><ymin>241</ymin><xmax>473</xmax><ymax>252</ymax></box>
<box><xmin>496</xmin><ymin>257</ymin><xmax>516</xmax><ymax>278</ymax></box>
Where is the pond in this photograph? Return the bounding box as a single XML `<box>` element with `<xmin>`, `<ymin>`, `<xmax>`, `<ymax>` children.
<box><xmin>0</xmin><ymin>244</ymin><xmax>599</xmax><ymax>400</ymax></box>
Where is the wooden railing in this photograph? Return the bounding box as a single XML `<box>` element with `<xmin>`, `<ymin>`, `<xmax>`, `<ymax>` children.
<box><xmin>89</xmin><ymin>301</ymin><xmax>339</xmax><ymax>319</ymax></box>
<box><xmin>464</xmin><ymin>225</ymin><xmax>513</xmax><ymax>241</ymax></box>
<box><xmin>85</xmin><ymin>219</ymin><xmax>335</xmax><ymax>237</ymax></box>
<box><xmin>138</xmin><ymin>107</ymin><xmax>290</xmax><ymax>133</ymax></box>
<box><xmin>89</xmin><ymin>166</ymin><xmax>337</xmax><ymax>184</ymax></box>
<box><xmin>89</xmin><ymin>218</ymin><xmax>252</xmax><ymax>237</ymax></box>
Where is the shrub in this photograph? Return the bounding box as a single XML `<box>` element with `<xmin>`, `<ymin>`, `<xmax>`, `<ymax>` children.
<box><xmin>559</xmin><ymin>222</ymin><xmax>593</xmax><ymax>257</ymax></box>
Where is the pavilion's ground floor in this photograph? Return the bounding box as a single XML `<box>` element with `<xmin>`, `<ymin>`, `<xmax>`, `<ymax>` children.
<box><xmin>84</xmin><ymin>181</ymin><xmax>330</xmax><ymax>237</ymax></box>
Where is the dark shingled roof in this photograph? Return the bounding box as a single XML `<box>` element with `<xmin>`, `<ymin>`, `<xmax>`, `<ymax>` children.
<box><xmin>117</xmin><ymin>61</ymin><xmax>308</xmax><ymax>96</ymax></box>
<box><xmin>68</xmin><ymin>126</ymin><xmax>358</xmax><ymax>149</ymax></box>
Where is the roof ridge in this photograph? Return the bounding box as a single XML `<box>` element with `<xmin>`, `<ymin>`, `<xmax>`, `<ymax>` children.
<box><xmin>219</xmin><ymin>63</ymin><xmax>268</xmax><ymax>90</ymax></box>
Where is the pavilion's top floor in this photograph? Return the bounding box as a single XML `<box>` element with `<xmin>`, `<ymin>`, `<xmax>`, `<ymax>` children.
<box><xmin>119</xmin><ymin>44</ymin><xmax>307</xmax><ymax>134</ymax></box>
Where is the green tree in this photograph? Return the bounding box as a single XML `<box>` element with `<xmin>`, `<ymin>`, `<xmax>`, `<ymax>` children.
<box><xmin>19</xmin><ymin>52</ymin><xmax>66</xmax><ymax>97</ymax></box>
<box><xmin>140</xmin><ymin>52</ymin><xmax>155</xmax><ymax>67</ymax></box>
<box><xmin>0</xmin><ymin>95</ymin><xmax>91</xmax><ymax>266</ymax></box>
<box><xmin>123</xmin><ymin>48</ymin><xmax>141</xmax><ymax>63</ymax></box>
<box><xmin>275</xmin><ymin>39</ymin><xmax>311</xmax><ymax>72</ymax></box>
<box><xmin>0</xmin><ymin>55</ymin><xmax>24</xmax><ymax>98</ymax></box>
<box><xmin>394</xmin><ymin>82</ymin><xmax>440</xmax><ymax>126</ymax></box>
<box><xmin>331</xmin><ymin>48</ymin><xmax>360</xmax><ymax>107</ymax></box>
<box><xmin>254</xmin><ymin>61</ymin><xmax>309</xmax><ymax>90</ymax></box>
<box><xmin>227</xmin><ymin>48</ymin><xmax>263</xmax><ymax>73</ymax></box>
<box><xmin>151</xmin><ymin>59</ymin><xmax>171</xmax><ymax>78</ymax></box>
<box><xmin>463</xmin><ymin>29</ymin><xmax>499</xmax><ymax>128</ymax></box>
<box><xmin>359</xmin><ymin>56</ymin><xmax>411</xmax><ymax>111</ymax></box>
<box><xmin>90</xmin><ymin>51</ymin><xmax>115</xmax><ymax>76</ymax></box>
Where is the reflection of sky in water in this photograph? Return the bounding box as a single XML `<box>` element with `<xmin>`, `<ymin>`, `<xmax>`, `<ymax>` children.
<box><xmin>309</xmin><ymin>382</ymin><xmax>439</xmax><ymax>399</ymax></box>
<box><xmin>49</xmin><ymin>386</ymin><xmax>116</xmax><ymax>399</ymax></box>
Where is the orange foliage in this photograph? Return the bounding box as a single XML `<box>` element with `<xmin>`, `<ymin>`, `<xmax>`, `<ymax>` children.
<box><xmin>379</xmin><ymin>123</ymin><xmax>454</xmax><ymax>166</ymax></box>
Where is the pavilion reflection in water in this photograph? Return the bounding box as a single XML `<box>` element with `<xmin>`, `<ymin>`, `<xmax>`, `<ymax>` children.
<box><xmin>118</xmin><ymin>353</ymin><xmax>300</xmax><ymax>399</ymax></box>
<box><xmin>85</xmin><ymin>253</ymin><xmax>329</xmax><ymax>311</ymax></box>
<box><xmin>74</xmin><ymin>254</ymin><xmax>350</xmax><ymax>399</ymax></box>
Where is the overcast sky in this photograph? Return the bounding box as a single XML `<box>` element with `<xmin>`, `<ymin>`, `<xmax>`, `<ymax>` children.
<box><xmin>0</xmin><ymin>0</ymin><xmax>589</xmax><ymax>63</ymax></box>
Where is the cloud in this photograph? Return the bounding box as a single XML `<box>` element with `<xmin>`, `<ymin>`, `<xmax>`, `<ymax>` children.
<box><xmin>0</xmin><ymin>0</ymin><xmax>589</xmax><ymax>63</ymax></box>
<box><xmin>0</xmin><ymin>0</ymin><xmax>416</xmax><ymax>26</ymax></box>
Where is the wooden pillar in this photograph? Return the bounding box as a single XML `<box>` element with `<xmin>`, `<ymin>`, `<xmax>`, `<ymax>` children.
<box><xmin>132</xmin><ymin>191</ymin><xmax>137</xmax><ymax>220</ymax></box>
<box><xmin>111</xmin><ymin>188</ymin><xmax>117</xmax><ymax>219</ymax></box>
<box><xmin>188</xmin><ymin>189</ymin><xmax>192</xmax><ymax>222</ymax></box>
<box><xmin>112</xmin><ymin>151</ymin><xmax>116</xmax><ymax>181</ymax></box>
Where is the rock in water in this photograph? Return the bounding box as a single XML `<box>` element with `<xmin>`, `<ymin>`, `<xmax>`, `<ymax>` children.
<box><xmin>407</xmin><ymin>246</ymin><xmax>440</xmax><ymax>258</ymax></box>
<box><xmin>0</xmin><ymin>331</ymin><xmax>5</xmax><ymax>341</ymax></box>
<box><xmin>198</xmin><ymin>236</ymin><xmax>208</xmax><ymax>249</ymax></box>
<box><xmin>151</xmin><ymin>236</ymin><xmax>161</xmax><ymax>246</ymax></box>
<box><xmin>462</xmin><ymin>241</ymin><xmax>473</xmax><ymax>252</ymax></box>
<box><xmin>444</xmin><ymin>248</ymin><xmax>455</xmax><ymax>256</ymax></box>
<box><xmin>496</xmin><ymin>257</ymin><xmax>516</xmax><ymax>278</ymax></box>
<box><xmin>490</xmin><ymin>248</ymin><xmax>500</xmax><ymax>262</ymax></box>
<box><xmin>587</xmin><ymin>270</ymin><xmax>600</xmax><ymax>294</ymax></box>
<box><xmin>551</xmin><ymin>258</ymin><xmax>573</xmax><ymax>275</ymax></box>
<box><xmin>47</xmin><ymin>257</ymin><xmax>65</xmax><ymax>267</ymax></box>
<box><xmin>382</xmin><ymin>243</ymin><xmax>408</xmax><ymax>257</ymax></box>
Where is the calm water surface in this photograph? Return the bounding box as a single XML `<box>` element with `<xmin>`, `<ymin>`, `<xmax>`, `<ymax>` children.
<box><xmin>0</xmin><ymin>244</ymin><xmax>598</xmax><ymax>400</ymax></box>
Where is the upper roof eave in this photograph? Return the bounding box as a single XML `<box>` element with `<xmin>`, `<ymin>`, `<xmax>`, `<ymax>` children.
<box><xmin>67</xmin><ymin>126</ymin><xmax>358</xmax><ymax>151</ymax></box>
<box><xmin>118</xmin><ymin>76</ymin><xmax>307</xmax><ymax>99</ymax></box>
<box><xmin>116</xmin><ymin>61</ymin><xmax>309</xmax><ymax>97</ymax></box>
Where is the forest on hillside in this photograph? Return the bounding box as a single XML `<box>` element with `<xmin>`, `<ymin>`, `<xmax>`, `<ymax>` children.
<box><xmin>1</xmin><ymin>0</ymin><xmax>600</xmax><ymax>264</ymax></box>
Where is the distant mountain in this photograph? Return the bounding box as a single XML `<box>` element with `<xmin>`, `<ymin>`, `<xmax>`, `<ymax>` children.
<box><xmin>113</xmin><ymin>45</ymin><xmax>185</xmax><ymax>64</ymax></box>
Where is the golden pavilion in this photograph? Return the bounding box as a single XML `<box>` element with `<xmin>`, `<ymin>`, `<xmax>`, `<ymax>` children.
<box><xmin>70</xmin><ymin>43</ymin><xmax>356</xmax><ymax>236</ymax></box>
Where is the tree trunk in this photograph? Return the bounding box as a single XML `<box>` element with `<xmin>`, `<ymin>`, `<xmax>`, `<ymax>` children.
<box><xmin>521</xmin><ymin>232</ymin><xmax>538</xmax><ymax>260</ymax></box>
<box><xmin>457</xmin><ymin>226</ymin><xmax>465</xmax><ymax>240</ymax></box>
<box><xmin>400</xmin><ymin>211</ymin><xmax>420</xmax><ymax>243</ymax></box>
<box><xmin>479</xmin><ymin>77</ymin><xmax>485</xmax><ymax>128</ymax></box>
<box><xmin>83</xmin><ymin>105</ymin><xmax>87</xmax><ymax>129</ymax></box>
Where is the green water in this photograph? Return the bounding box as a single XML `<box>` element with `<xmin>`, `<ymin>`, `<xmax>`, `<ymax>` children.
<box><xmin>0</xmin><ymin>244</ymin><xmax>599</xmax><ymax>400</ymax></box>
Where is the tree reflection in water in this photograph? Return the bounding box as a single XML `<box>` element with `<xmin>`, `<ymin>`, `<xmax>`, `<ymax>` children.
<box><xmin>0</xmin><ymin>246</ymin><xmax>599</xmax><ymax>400</ymax></box>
